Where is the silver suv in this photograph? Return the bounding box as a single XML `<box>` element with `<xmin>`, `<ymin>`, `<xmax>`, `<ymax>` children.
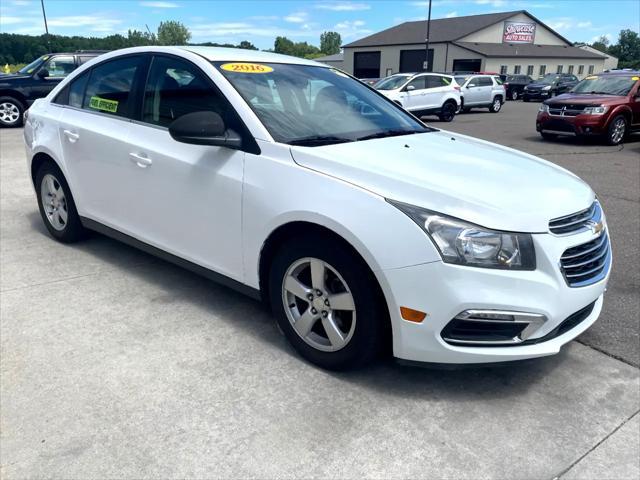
<box><xmin>456</xmin><ymin>74</ymin><xmax>506</xmax><ymax>113</ymax></box>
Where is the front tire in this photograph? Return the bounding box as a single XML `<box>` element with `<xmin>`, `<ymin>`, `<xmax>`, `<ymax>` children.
<box><xmin>0</xmin><ymin>96</ymin><xmax>24</xmax><ymax>128</ymax></box>
<box><xmin>269</xmin><ymin>235</ymin><xmax>387</xmax><ymax>370</ymax></box>
<box><xmin>35</xmin><ymin>162</ymin><xmax>86</xmax><ymax>243</ymax></box>
<box><xmin>605</xmin><ymin>115</ymin><xmax>627</xmax><ymax>146</ymax></box>
<box><xmin>511</xmin><ymin>90</ymin><xmax>518</xmax><ymax>101</ymax></box>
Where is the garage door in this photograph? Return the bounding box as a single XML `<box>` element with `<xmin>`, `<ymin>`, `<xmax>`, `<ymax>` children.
<box><xmin>452</xmin><ymin>59</ymin><xmax>482</xmax><ymax>73</ymax></box>
<box><xmin>354</xmin><ymin>51</ymin><xmax>380</xmax><ymax>78</ymax></box>
<box><xmin>400</xmin><ymin>49</ymin><xmax>434</xmax><ymax>73</ymax></box>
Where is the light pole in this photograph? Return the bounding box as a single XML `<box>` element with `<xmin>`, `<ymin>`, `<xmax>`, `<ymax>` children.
<box><xmin>424</xmin><ymin>0</ymin><xmax>432</xmax><ymax>72</ymax></box>
<box><xmin>40</xmin><ymin>0</ymin><xmax>51</xmax><ymax>53</ymax></box>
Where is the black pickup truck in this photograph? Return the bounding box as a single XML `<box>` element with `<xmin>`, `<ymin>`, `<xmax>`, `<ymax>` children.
<box><xmin>0</xmin><ymin>51</ymin><xmax>106</xmax><ymax>127</ymax></box>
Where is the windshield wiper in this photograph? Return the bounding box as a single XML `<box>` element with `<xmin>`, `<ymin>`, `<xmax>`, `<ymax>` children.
<box><xmin>289</xmin><ymin>135</ymin><xmax>353</xmax><ymax>147</ymax></box>
<box><xmin>588</xmin><ymin>91</ymin><xmax>615</xmax><ymax>95</ymax></box>
<box><xmin>356</xmin><ymin>129</ymin><xmax>424</xmax><ymax>142</ymax></box>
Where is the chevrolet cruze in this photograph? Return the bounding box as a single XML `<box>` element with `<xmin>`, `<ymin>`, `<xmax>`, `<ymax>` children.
<box><xmin>23</xmin><ymin>47</ymin><xmax>612</xmax><ymax>370</ymax></box>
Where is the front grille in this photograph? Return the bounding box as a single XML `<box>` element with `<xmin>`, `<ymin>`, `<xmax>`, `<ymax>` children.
<box><xmin>549</xmin><ymin>202</ymin><xmax>598</xmax><ymax>235</ymax></box>
<box><xmin>543</xmin><ymin>119</ymin><xmax>576</xmax><ymax>133</ymax></box>
<box><xmin>549</xmin><ymin>105</ymin><xmax>584</xmax><ymax>116</ymax></box>
<box><xmin>560</xmin><ymin>232</ymin><xmax>611</xmax><ymax>287</ymax></box>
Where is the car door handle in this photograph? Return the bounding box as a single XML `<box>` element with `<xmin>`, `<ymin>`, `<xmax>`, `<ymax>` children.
<box><xmin>63</xmin><ymin>129</ymin><xmax>79</xmax><ymax>142</ymax></box>
<box><xmin>129</xmin><ymin>152</ymin><xmax>152</xmax><ymax>168</ymax></box>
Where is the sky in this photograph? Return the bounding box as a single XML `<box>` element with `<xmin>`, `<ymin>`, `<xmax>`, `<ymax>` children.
<box><xmin>1</xmin><ymin>0</ymin><xmax>638</xmax><ymax>49</ymax></box>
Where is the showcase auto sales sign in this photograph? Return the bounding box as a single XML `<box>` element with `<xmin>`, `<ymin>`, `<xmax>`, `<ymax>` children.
<box><xmin>503</xmin><ymin>22</ymin><xmax>536</xmax><ymax>43</ymax></box>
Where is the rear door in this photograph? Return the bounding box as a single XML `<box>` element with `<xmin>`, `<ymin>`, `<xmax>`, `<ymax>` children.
<box><xmin>57</xmin><ymin>55</ymin><xmax>149</xmax><ymax>222</ymax></box>
<box><xmin>423</xmin><ymin>75</ymin><xmax>449</xmax><ymax>109</ymax></box>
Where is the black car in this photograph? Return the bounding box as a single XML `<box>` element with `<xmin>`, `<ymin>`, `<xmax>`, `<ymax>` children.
<box><xmin>522</xmin><ymin>73</ymin><xmax>579</xmax><ymax>102</ymax></box>
<box><xmin>0</xmin><ymin>51</ymin><xmax>106</xmax><ymax>127</ymax></box>
<box><xmin>499</xmin><ymin>74</ymin><xmax>533</xmax><ymax>100</ymax></box>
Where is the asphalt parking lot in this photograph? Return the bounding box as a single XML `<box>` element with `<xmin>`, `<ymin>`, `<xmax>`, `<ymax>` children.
<box><xmin>1</xmin><ymin>101</ymin><xmax>639</xmax><ymax>479</ymax></box>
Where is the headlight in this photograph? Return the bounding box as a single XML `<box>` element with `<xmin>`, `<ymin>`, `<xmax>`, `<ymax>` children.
<box><xmin>388</xmin><ymin>201</ymin><xmax>536</xmax><ymax>270</ymax></box>
<box><xmin>542</xmin><ymin>85</ymin><xmax>552</xmax><ymax>91</ymax></box>
<box><xmin>583</xmin><ymin>105</ymin><xmax>608</xmax><ymax>115</ymax></box>
<box><xmin>538</xmin><ymin>104</ymin><xmax>549</xmax><ymax>113</ymax></box>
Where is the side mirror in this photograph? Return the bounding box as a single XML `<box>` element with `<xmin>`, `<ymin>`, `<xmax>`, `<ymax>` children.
<box><xmin>169</xmin><ymin>111</ymin><xmax>242</xmax><ymax>149</ymax></box>
<box><xmin>37</xmin><ymin>68</ymin><xmax>49</xmax><ymax>79</ymax></box>
<box><xmin>467</xmin><ymin>83</ymin><xmax>476</xmax><ymax>88</ymax></box>
<box><xmin>405</xmin><ymin>85</ymin><xmax>415</xmax><ymax>91</ymax></box>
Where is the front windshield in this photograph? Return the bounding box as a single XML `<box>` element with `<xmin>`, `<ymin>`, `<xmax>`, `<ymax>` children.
<box><xmin>374</xmin><ymin>75</ymin><xmax>411</xmax><ymax>90</ymax></box>
<box><xmin>18</xmin><ymin>55</ymin><xmax>48</xmax><ymax>75</ymax></box>
<box><xmin>571</xmin><ymin>75</ymin><xmax>639</xmax><ymax>96</ymax></box>
<box><xmin>216</xmin><ymin>62</ymin><xmax>431</xmax><ymax>146</ymax></box>
<box><xmin>539</xmin><ymin>75</ymin><xmax>560</xmax><ymax>84</ymax></box>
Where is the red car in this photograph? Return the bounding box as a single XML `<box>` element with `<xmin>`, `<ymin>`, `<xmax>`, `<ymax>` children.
<box><xmin>536</xmin><ymin>71</ymin><xmax>640</xmax><ymax>145</ymax></box>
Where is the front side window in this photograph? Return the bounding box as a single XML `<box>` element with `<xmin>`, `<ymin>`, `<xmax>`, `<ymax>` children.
<box><xmin>216</xmin><ymin>62</ymin><xmax>430</xmax><ymax>145</ymax></box>
<box><xmin>143</xmin><ymin>56</ymin><xmax>228</xmax><ymax>127</ymax></box>
<box><xmin>43</xmin><ymin>56</ymin><xmax>76</xmax><ymax>78</ymax></box>
<box><xmin>406</xmin><ymin>77</ymin><xmax>426</xmax><ymax>91</ymax></box>
<box><xmin>83</xmin><ymin>56</ymin><xmax>144</xmax><ymax>118</ymax></box>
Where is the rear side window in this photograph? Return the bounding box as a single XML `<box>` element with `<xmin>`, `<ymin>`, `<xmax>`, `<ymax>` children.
<box><xmin>426</xmin><ymin>76</ymin><xmax>449</xmax><ymax>88</ymax></box>
<box><xmin>68</xmin><ymin>71</ymin><xmax>89</xmax><ymax>108</ymax></box>
<box><xmin>478</xmin><ymin>77</ymin><xmax>493</xmax><ymax>86</ymax></box>
<box><xmin>142</xmin><ymin>55</ymin><xmax>228</xmax><ymax>128</ymax></box>
<box><xmin>83</xmin><ymin>56</ymin><xmax>144</xmax><ymax>118</ymax></box>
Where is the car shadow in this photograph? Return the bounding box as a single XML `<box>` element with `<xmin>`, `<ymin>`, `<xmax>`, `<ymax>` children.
<box><xmin>26</xmin><ymin>211</ymin><xmax>567</xmax><ymax>398</ymax></box>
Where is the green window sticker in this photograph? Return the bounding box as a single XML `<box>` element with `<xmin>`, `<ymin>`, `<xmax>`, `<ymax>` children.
<box><xmin>89</xmin><ymin>96</ymin><xmax>118</xmax><ymax>113</ymax></box>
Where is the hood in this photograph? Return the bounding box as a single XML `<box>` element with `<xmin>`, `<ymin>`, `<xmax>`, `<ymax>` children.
<box><xmin>545</xmin><ymin>93</ymin><xmax>627</xmax><ymax>105</ymax></box>
<box><xmin>526</xmin><ymin>82</ymin><xmax>552</xmax><ymax>89</ymax></box>
<box><xmin>290</xmin><ymin>131</ymin><xmax>594</xmax><ymax>233</ymax></box>
<box><xmin>0</xmin><ymin>73</ymin><xmax>30</xmax><ymax>83</ymax></box>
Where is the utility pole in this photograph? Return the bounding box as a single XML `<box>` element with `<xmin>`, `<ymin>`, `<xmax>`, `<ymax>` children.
<box><xmin>424</xmin><ymin>0</ymin><xmax>432</xmax><ymax>72</ymax></box>
<box><xmin>40</xmin><ymin>0</ymin><xmax>51</xmax><ymax>53</ymax></box>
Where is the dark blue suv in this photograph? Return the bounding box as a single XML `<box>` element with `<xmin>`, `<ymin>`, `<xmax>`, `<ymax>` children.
<box><xmin>522</xmin><ymin>73</ymin><xmax>579</xmax><ymax>102</ymax></box>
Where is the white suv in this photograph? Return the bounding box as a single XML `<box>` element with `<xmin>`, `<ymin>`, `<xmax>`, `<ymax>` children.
<box><xmin>456</xmin><ymin>74</ymin><xmax>506</xmax><ymax>113</ymax></box>
<box><xmin>374</xmin><ymin>73</ymin><xmax>461</xmax><ymax>121</ymax></box>
<box><xmin>24</xmin><ymin>47</ymin><xmax>610</xmax><ymax>370</ymax></box>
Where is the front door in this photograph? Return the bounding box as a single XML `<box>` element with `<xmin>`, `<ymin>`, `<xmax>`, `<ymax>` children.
<box><xmin>402</xmin><ymin>76</ymin><xmax>427</xmax><ymax>111</ymax></box>
<box><xmin>121</xmin><ymin>54</ymin><xmax>245</xmax><ymax>279</ymax></box>
<box><xmin>464</xmin><ymin>76</ymin><xmax>486</xmax><ymax>105</ymax></box>
<box><xmin>29</xmin><ymin>55</ymin><xmax>76</xmax><ymax>102</ymax></box>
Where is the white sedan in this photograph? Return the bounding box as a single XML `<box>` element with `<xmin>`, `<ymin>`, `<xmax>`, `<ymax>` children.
<box><xmin>23</xmin><ymin>46</ymin><xmax>611</xmax><ymax>370</ymax></box>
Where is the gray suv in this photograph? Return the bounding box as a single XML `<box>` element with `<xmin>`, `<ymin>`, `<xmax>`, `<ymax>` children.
<box><xmin>456</xmin><ymin>75</ymin><xmax>507</xmax><ymax>113</ymax></box>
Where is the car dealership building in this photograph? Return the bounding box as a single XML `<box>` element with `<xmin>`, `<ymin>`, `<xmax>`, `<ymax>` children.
<box><xmin>342</xmin><ymin>10</ymin><xmax>612</xmax><ymax>79</ymax></box>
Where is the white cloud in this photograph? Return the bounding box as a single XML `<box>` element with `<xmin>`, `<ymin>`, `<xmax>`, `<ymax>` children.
<box><xmin>577</xmin><ymin>21</ymin><xmax>593</xmax><ymax>28</ymax></box>
<box><xmin>11</xmin><ymin>0</ymin><xmax>31</xmax><ymax>5</ymax></box>
<box><xmin>47</xmin><ymin>15</ymin><xmax>122</xmax><ymax>28</ymax></box>
<box><xmin>284</xmin><ymin>11</ymin><xmax>308</xmax><ymax>23</ymax></box>
<box><xmin>445</xmin><ymin>11</ymin><xmax>458</xmax><ymax>18</ymax></box>
<box><xmin>332</xmin><ymin>19</ymin><xmax>371</xmax><ymax>38</ymax></box>
<box><xmin>475</xmin><ymin>0</ymin><xmax>507</xmax><ymax>6</ymax></box>
<box><xmin>590</xmin><ymin>33</ymin><xmax>612</xmax><ymax>43</ymax></box>
<box><xmin>315</xmin><ymin>2</ymin><xmax>370</xmax><ymax>11</ymax></box>
<box><xmin>139</xmin><ymin>1</ymin><xmax>179</xmax><ymax>7</ymax></box>
<box><xmin>0</xmin><ymin>15</ymin><xmax>25</xmax><ymax>25</ymax></box>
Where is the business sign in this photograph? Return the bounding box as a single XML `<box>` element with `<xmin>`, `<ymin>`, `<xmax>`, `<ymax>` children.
<box><xmin>503</xmin><ymin>21</ymin><xmax>536</xmax><ymax>43</ymax></box>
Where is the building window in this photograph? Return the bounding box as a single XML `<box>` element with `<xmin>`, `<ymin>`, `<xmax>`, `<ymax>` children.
<box><xmin>500</xmin><ymin>65</ymin><xmax>508</xmax><ymax>74</ymax></box>
<box><xmin>527</xmin><ymin>65</ymin><xmax>534</xmax><ymax>76</ymax></box>
<box><xmin>578</xmin><ymin>65</ymin><xmax>585</xmax><ymax>75</ymax></box>
<box><xmin>513</xmin><ymin>65</ymin><xmax>521</xmax><ymax>74</ymax></box>
<box><xmin>556</xmin><ymin>65</ymin><xmax>563</xmax><ymax>73</ymax></box>
<box><xmin>568</xmin><ymin>65</ymin><xmax>574</xmax><ymax>74</ymax></box>
<box><xmin>588</xmin><ymin>65</ymin><xmax>595</xmax><ymax>74</ymax></box>
<box><xmin>539</xmin><ymin>65</ymin><xmax>547</xmax><ymax>76</ymax></box>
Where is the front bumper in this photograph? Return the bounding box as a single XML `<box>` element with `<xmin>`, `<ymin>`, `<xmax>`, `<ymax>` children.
<box><xmin>536</xmin><ymin>112</ymin><xmax>609</xmax><ymax>136</ymax></box>
<box><xmin>379</xmin><ymin>228</ymin><xmax>610</xmax><ymax>364</ymax></box>
<box><xmin>523</xmin><ymin>90</ymin><xmax>551</xmax><ymax>100</ymax></box>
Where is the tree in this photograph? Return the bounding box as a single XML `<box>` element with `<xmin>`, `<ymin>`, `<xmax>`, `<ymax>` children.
<box><xmin>320</xmin><ymin>31</ymin><xmax>341</xmax><ymax>55</ymax></box>
<box><xmin>274</xmin><ymin>36</ymin><xmax>295</xmax><ymax>55</ymax></box>
<box><xmin>157</xmin><ymin>20</ymin><xmax>191</xmax><ymax>46</ymax></box>
<box><xmin>238</xmin><ymin>40</ymin><xmax>258</xmax><ymax>50</ymax></box>
<box><xmin>127</xmin><ymin>29</ymin><xmax>156</xmax><ymax>47</ymax></box>
<box><xmin>590</xmin><ymin>35</ymin><xmax>610</xmax><ymax>54</ymax></box>
<box><xmin>274</xmin><ymin>36</ymin><xmax>320</xmax><ymax>58</ymax></box>
<box><xmin>609</xmin><ymin>29</ymin><xmax>640</xmax><ymax>69</ymax></box>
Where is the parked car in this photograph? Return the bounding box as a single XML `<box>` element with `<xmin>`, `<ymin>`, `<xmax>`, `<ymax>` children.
<box><xmin>359</xmin><ymin>78</ymin><xmax>379</xmax><ymax>86</ymax></box>
<box><xmin>455</xmin><ymin>74</ymin><xmax>506</xmax><ymax>112</ymax></box>
<box><xmin>374</xmin><ymin>72</ymin><xmax>461</xmax><ymax>122</ymax></box>
<box><xmin>24</xmin><ymin>46</ymin><xmax>610</xmax><ymax>370</ymax></box>
<box><xmin>522</xmin><ymin>73</ymin><xmax>579</xmax><ymax>102</ymax></box>
<box><xmin>537</xmin><ymin>70</ymin><xmax>640</xmax><ymax>145</ymax></box>
<box><xmin>499</xmin><ymin>74</ymin><xmax>534</xmax><ymax>100</ymax></box>
<box><xmin>0</xmin><ymin>51</ymin><xmax>106</xmax><ymax>127</ymax></box>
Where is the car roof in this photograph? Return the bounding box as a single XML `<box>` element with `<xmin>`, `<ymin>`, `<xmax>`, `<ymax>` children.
<box><xmin>598</xmin><ymin>70</ymin><xmax>640</xmax><ymax>76</ymax></box>
<box><xmin>179</xmin><ymin>46</ymin><xmax>322</xmax><ymax>66</ymax></box>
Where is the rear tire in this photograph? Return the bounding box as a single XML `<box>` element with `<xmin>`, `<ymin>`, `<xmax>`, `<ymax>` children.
<box><xmin>269</xmin><ymin>235</ymin><xmax>387</xmax><ymax>370</ymax></box>
<box><xmin>489</xmin><ymin>96</ymin><xmax>502</xmax><ymax>113</ymax></box>
<box><xmin>438</xmin><ymin>101</ymin><xmax>457</xmax><ymax>122</ymax></box>
<box><xmin>35</xmin><ymin>162</ymin><xmax>86</xmax><ymax>243</ymax></box>
<box><xmin>0</xmin><ymin>96</ymin><xmax>24</xmax><ymax>128</ymax></box>
<box><xmin>511</xmin><ymin>90</ymin><xmax>518</xmax><ymax>101</ymax></box>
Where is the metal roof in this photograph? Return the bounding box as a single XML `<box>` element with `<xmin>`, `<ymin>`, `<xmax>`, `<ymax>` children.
<box><xmin>315</xmin><ymin>53</ymin><xmax>344</xmax><ymax>62</ymax></box>
<box><xmin>454</xmin><ymin>42</ymin><xmax>605</xmax><ymax>59</ymax></box>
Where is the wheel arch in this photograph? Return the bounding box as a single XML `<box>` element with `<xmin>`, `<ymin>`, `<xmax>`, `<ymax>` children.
<box><xmin>0</xmin><ymin>90</ymin><xmax>27</xmax><ymax>107</ymax></box>
<box><xmin>608</xmin><ymin>105</ymin><xmax>633</xmax><ymax>124</ymax></box>
<box><xmin>30</xmin><ymin>151</ymin><xmax>61</xmax><ymax>187</ymax></box>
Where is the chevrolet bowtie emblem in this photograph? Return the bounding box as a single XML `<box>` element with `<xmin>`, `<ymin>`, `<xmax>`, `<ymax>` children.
<box><xmin>587</xmin><ymin>220</ymin><xmax>604</xmax><ymax>235</ymax></box>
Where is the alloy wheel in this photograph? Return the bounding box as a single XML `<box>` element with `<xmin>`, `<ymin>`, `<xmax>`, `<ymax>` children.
<box><xmin>281</xmin><ymin>257</ymin><xmax>356</xmax><ymax>352</ymax></box>
<box><xmin>40</xmin><ymin>174</ymin><xmax>68</xmax><ymax>231</ymax></box>
<box><xmin>0</xmin><ymin>102</ymin><xmax>20</xmax><ymax>125</ymax></box>
<box><xmin>493</xmin><ymin>98</ymin><xmax>502</xmax><ymax>111</ymax></box>
<box><xmin>610</xmin><ymin>118</ymin><xmax>626</xmax><ymax>144</ymax></box>
<box><xmin>511</xmin><ymin>90</ymin><xmax>518</xmax><ymax>100</ymax></box>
